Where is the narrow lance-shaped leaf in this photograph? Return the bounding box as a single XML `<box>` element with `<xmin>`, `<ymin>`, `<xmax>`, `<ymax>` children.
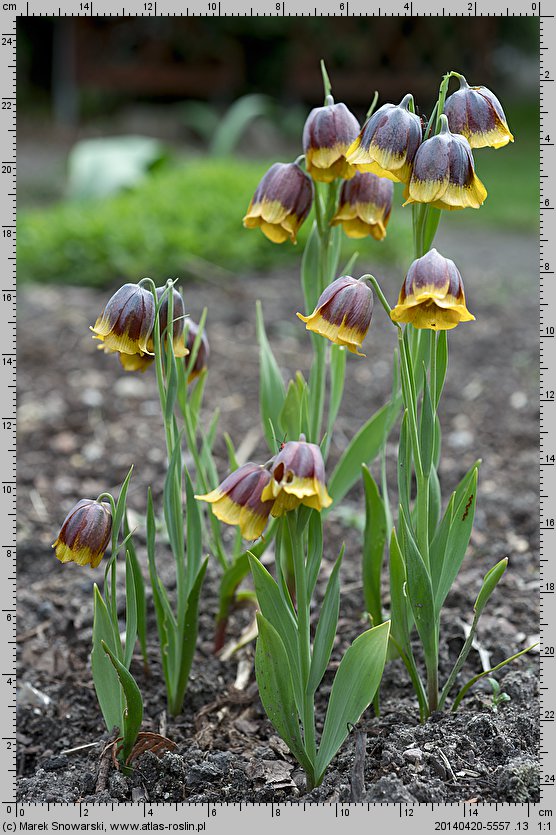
<box><xmin>256</xmin><ymin>300</ymin><xmax>286</xmax><ymax>450</ymax></box>
<box><xmin>170</xmin><ymin>559</ymin><xmax>208</xmax><ymax>716</ymax></box>
<box><xmin>434</xmin><ymin>330</ymin><xmax>448</xmax><ymax>409</ymax></box>
<box><xmin>124</xmin><ymin>514</ymin><xmax>148</xmax><ymax>668</ymax></box>
<box><xmin>306</xmin><ymin>510</ymin><xmax>323</xmax><ymax>599</ymax></box>
<box><xmin>185</xmin><ymin>469</ymin><xmax>202</xmax><ymax>597</ymax></box>
<box><xmin>123</xmin><ymin>551</ymin><xmax>139</xmax><ymax>669</ymax></box>
<box><xmin>325</xmin><ymin>344</ymin><xmax>346</xmax><ymax>458</ymax></box>
<box><xmin>112</xmin><ymin>466</ymin><xmax>134</xmax><ymax>549</ymax></box>
<box><xmin>399</xmin><ymin>507</ymin><xmax>437</xmax><ymax>665</ymax></box>
<box><xmin>308</xmin><ymin>547</ymin><xmax>344</xmax><ymax>695</ymax></box>
<box><xmin>362</xmin><ymin>466</ymin><xmax>387</xmax><ymax>626</ymax></box>
<box><xmin>101</xmin><ymin>641</ymin><xmax>143</xmax><ymax>766</ymax></box>
<box><xmin>280</xmin><ymin>378</ymin><xmax>303</xmax><ymax>443</ymax></box>
<box><xmin>255</xmin><ymin>613</ymin><xmax>314</xmax><ymax>778</ymax></box>
<box><xmin>435</xmin><ymin>467</ymin><xmax>479</xmax><ymax>611</ymax></box>
<box><xmin>419</xmin><ymin>367</ymin><xmax>435</xmax><ymax>477</ymax></box>
<box><xmin>91</xmin><ymin>585</ymin><xmax>123</xmax><ymax>734</ymax></box>
<box><xmin>301</xmin><ymin>221</ymin><xmax>320</xmax><ymax>314</ymax></box>
<box><xmin>163</xmin><ymin>436</ymin><xmax>185</xmax><ymax>564</ymax></box>
<box><xmin>315</xmin><ymin>621</ymin><xmax>390</xmax><ymax>784</ymax></box>
<box><xmin>397</xmin><ymin>409</ymin><xmax>412</xmax><ymax>518</ymax></box>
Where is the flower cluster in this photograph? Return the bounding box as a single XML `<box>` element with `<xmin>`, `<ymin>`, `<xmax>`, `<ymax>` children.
<box><xmin>196</xmin><ymin>436</ymin><xmax>332</xmax><ymax>540</ymax></box>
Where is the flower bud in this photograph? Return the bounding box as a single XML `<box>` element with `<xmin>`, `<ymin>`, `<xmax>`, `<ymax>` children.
<box><xmin>195</xmin><ymin>463</ymin><xmax>274</xmax><ymax>540</ymax></box>
<box><xmin>261</xmin><ymin>437</ymin><xmax>332</xmax><ymax>516</ymax></box>
<box><xmin>243</xmin><ymin>162</ymin><xmax>313</xmax><ymax>244</ymax></box>
<box><xmin>91</xmin><ymin>283</ymin><xmax>155</xmax><ymax>356</ymax></box>
<box><xmin>346</xmin><ymin>94</ymin><xmax>422</xmax><ymax>184</ymax></box>
<box><xmin>404</xmin><ymin>116</ymin><xmax>487</xmax><ymax>210</ymax></box>
<box><xmin>302</xmin><ymin>100</ymin><xmax>360</xmax><ymax>183</ymax></box>
<box><xmin>390</xmin><ymin>248</ymin><xmax>475</xmax><ymax>331</ymax></box>
<box><xmin>118</xmin><ymin>286</ymin><xmax>188</xmax><ymax>372</ymax></box>
<box><xmin>52</xmin><ymin>499</ymin><xmax>112</xmax><ymax>569</ymax></box>
<box><xmin>297</xmin><ymin>275</ymin><xmax>373</xmax><ymax>356</ymax></box>
<box><xmin>444</xmin><ymin>76</ymin><xmax>514</xmax><ymax>149</ymax></box>
<box><xmin>331</xmin><ymin>172</ymin><xmax>393</xmax><ymax>240</ymax></box>
<box><xmin>185</xmin><ymin>319</ymin><xmax>210</xmax><ymax>383</ymax></box>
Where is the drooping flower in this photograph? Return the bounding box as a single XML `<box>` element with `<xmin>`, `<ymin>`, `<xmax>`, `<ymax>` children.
<box><xmin>53</xmin><ymin>499</ymin><xmax>112</xmax><ymax>569</ymax></box>
<box><xmin>346</xmin><ymin>94</ymin><xmax>422</xmax><ymax>184</ymax></box>
<box><xmin>444</xmin><ymin>76</ymin><xmax>514</xmax><ymax>149</ymax></box>
<box><xmin>404</xmin><ymin>115</ymin><xmax>487</xmax><ymax>210</ymax></box>
<box><xmin>297</xmin><ymin>275</ymin><xmax>373</xmax><ymax>356</ymax></box>
<box><xmin>119</xmin><ymin>286</ymin><xmax>189</xmax><ymax>372</ymax></box>
<box><xmin>390</xmin><ymin>248</ymin><xmax>475</xmax><ymax>331</ymax></box>
<box><xmin>330</xmin><ymin>172</ymin><xmax>393</xmax><ymax>240</ymax></box>
<box><xmin>185</xmin><ymin>319</ymin><xmax>210</xmax><ymax>383</ymax></box>
<box><xmin>195</xmin><ymin>463</ymin><xmax>274</xmax><ymax>541</ymax></box>
<box><xmin>303</xmin><ymin>99</ymin><xmax>360</xmax><ymax>183</ymax></box>
<box><xmin>91</xmin><ymin>283</ymin><xmax>155</xmax><ymax>357</ymax></box>
<box><xmin>261</xmin><ymin>437</ymin><xmax>333</xmax><ymax>516</ymax></box>
<box><xmin>243</xmin><ymin>162</ymin><xmax>313</xmax><ymax>244</ymax></box>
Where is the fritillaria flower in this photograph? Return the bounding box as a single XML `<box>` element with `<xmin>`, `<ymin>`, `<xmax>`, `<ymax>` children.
<box><xmin>346</xmin><ymin>94</ymin><xmax>422</xmax><ymax>184</ymax></box>
<box><xmin>52</xmin><ymin>499</ymin><xmax>112</xmax><ymax>569</ymax></box>
<box><xmin>444</xmin><ymin>76</ymin><xmax>514</xmax><ymax>150</ymax></box>
<box><xmin>119</xmin><ymin>286</ymin><xmax>189</xmax><ymax>372</ymax></box>
<box><xmin>404</xmin><ymin>115</ymin><xmax>487</xmax><ymax>211</ymax></box>
<box><xmin>90</xmin><ymin>283</ymin><xmax>155</xmax><ymax>357</ymax></box>
<box><xmin>390</xmin><ymin>248</ymin><xmax>475</xmax><ymax>331</ymax></box>
<box><xmin>243</xmin><ymin>162</ymin><xmax>313</xmax><ymax>244</ymax></box>
<box><xmin>297</xmin><ymin>275</ymin><xmax>373</xmax><ymax>356</ymax></box>
<box><xmin>331</xmin><ymin>172</ymin><xmax>393</xmax><ymax>240</ymax></box>
<box><xmin>303</xmin><ymin>99</ymin><xmax>360</xmax><ymax>183</ymax></box>
<box><xmin>185</xmin><ymin>319</ymin><xmax>210</xmax><ymax>383</ymax></box>
<box><xmin>195</xmin><ymin>463</ymin><xmax>274</xmax><ymax>541</ymax></box>
<box><xmin>261</xmin><ymin>437</ymin><xmax>333</xmax><ymax>516</ymax></box>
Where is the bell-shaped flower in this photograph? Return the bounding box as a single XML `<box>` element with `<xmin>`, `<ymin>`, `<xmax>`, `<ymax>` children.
<box><xmin>297</xmin><ymin>275</ymin><xmax>373</xmax><ymax>356</ymax></box>
<box><xmin>331</xmin><ymin>172</ymin><xmax>393</xmax><ymax>240</ymax></box>
<box><xmin>119</xmin><ymin>286</ymin><xmax>188</xmax><ymax>371</ymax></box>
<box><xmin>390</xmin><ymin>248</ymin><xmax>475</xmax><ymax>331</ymax></box>
<box><xmin>91</xmin><ymin>283</ymin><xmax>155</xmax><ymax>357</ymax></box>
<box><xmin>302</xmin><ymin>99</ymin><xmax>360</xmax><ymax>183</ymax></box>
<box><xmin>52</xmin><ymin>499</ymin><xmax>112</xmax><ymax>569</ymax></box>
<box><xmin>444</xmin><ymin>75</ymin><xmax>514</xmax><ymax>149</ymax></box>
<box><xmin>185</xmin><ymin>319</ymin><xmax>210</xmax><ymax>383</ymax></box>
<box><xmin>243</xmin><ymin>162</ymin><xmax>313</xmax><ymax>244</ymax></box>
<box><xmin>346</xmin><ymin>94</ymin><xmax>422</xmax><ymax>184</ymax></box>
<box><xmin>404</xmin><ymin>116</ymin><xmax>487</xmax><ymax>210</ymax></box>
<box><xmin>261</xmin><ymin>437</ymin><xmax>332</xmax><ymax>516</ymax></box>
<box><xmin>195</xmin><ymin>463</ymin><xmax>274</xmax><ymax>541</ymax></box>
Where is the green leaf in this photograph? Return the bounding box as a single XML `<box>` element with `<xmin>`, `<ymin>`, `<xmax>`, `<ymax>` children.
<box><xmin>435</xmin><ymin>331</ymin><xmax>448</xmax><ymax>409</ymax></box>
<box><xmin>419</xmin><ymin>368</ymin><xmax>434</xmax><ymax>477</ymax></box>
<box><xmin>399</xmin><ymin>508</ymin><xmax>437</xmax><ymax>664</ymax></box>
<box><xmin>248</xmin><ymin>554</ymin><xmax>303</xmax><ymax>714</ymax></box>
<box><xmin>429</xmin><ymin>491</ymin><xmax>455</xmax><ymax>594</ymax></box>
<box><xmin>256</xmin><ymin>301</ymin><xmax>286</xmax><ymax>451</ymax></box>
<box><xmin>91</xmin><ymin>585</ymin><xmax>123</xmax><ymax>734</ymax></box>
<box><xmin>397</xmin><ymin>410</ymin><xmax>412</xmax><ymax>517</ymax></box>
<box><xmin>113</xmin><ymin>466</ymin><xmax>134</xmax><ymax>547</ymax></box>
<box><xmin>185</xmin><ymin>469</ymin><xmax>202</xmax><ymax>596</ymax></box>
<box><xmin>428</xmin><ymin>466</ymin><xmax>442</xmax><ymax>544</ymax></box>
<box><xmin>217</xmin><ymin>526</ymin><xmax>276</xmax><ymax>624</ymax></box>
<box><xmin>452</xmin><ymin>642</ymin><xmax>538</xmax><ymax>712</ymax></box>
<box><xmin>101</xmin><ymin>641</ymin><xmax>143</xmax><ymax>765</ymax></box>
<box><xmin>255</xmin><ymin>613</ymin><xmax>313</xmax><ymax>777</ymax></box>
<box><xmin>362</xmin><ymin>466</ymin><xmax>387</xmax><ymax>626</ymax></box>
<box><xmin>280</xmin><ymin>378</ymin><xmax>303</xmax><ymax>442</ymax></box>
<box><xmin>223</xmin><ymin>432</ymin><xmax>239</xmax><ymax>471</ymax></box>
<box><xmin>308</xmin><ymin>547</ymin><xmax>344</xmax><ymax>694</ymax></box>
<box><xmin>301</xmin><ymin>221</ymin><xmax>320</xmax><ymax>313</ymax></box>
<box><xmin>124</xmin><ymin>514</ymin><xmax>148</xmax><ymax>667</ymax></box>
<box><xmin>325</xmin><ymin>344</ymin><xmax>346</xmax><ymax>458</ymax></box>
<box><xmin>305</xmin><ymin>510</ymin><xmax>323</xmax><ymax>599</ymax></box>
<box><xmin>435</xmin><ymin>467</ymin><xmax>479</xmax><ymax>611</ymax></box>
<box><xmin>146</xmin><ymin>489</ymin><xmax>175</xmax><ymax>693</ymax></box>
<box><xmin>163</xmin><ymin>437</ymin><xmax>184</xmax><ymax>563</ymax></box>
<box><xmin>327</xmin><ymin>399</ymin><xmax>399</xmax><ymax>509</ymax></box>
<box><xmin>474</xmin><ymin>557</ymin><xmax>508</xmax><ymax>616</ymax></box>
<box><xmin>170</xmin><ymin>559</ymin><xmax>208</xmax><ymax>716</ymax></box>
<box><xmin>315</xmin><ymin>621</ymin><xmax>390</xmax><ymax>783</ymax></box>
<box><xmin>123</xmin><ymin>551</ymin><xmax>138</xmax><ymax>669</ymax></box>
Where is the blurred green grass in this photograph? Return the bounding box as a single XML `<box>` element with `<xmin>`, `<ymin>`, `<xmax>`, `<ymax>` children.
<box><xmin>17</xmin><ymin>103</ymin><xmax>538</xmax><ymax>287</ymax></box>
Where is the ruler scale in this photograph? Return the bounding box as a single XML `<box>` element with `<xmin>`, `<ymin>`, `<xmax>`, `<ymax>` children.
<box><xmin>6</xmin><ymin>0</ymin><xmax>551</xmax><ymax>829</ymax></box>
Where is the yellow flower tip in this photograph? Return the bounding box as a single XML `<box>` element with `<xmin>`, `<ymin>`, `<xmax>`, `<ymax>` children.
<box><xmin>244</xmin><ymin>163</ymin><xmax>313</xmax><ymax>244</ymax></box>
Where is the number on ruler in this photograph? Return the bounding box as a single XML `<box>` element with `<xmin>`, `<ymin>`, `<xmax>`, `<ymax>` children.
<box><xmin>2</xmin><ymin>485</ymin><xmax>12</xmax><ymax>493</ymax></box>
<box><xmin>80</xmin><ymin>1</ymin><xmax>91</xmax><ymax>9</ymax></box>
<box><xmin>144</xmin><ymin>1</ymin><xmax>154</xmax><ymax>8</ymax></box>
<box><xmin>1</xmin><ymin>102</ymin><xmax>11</xmax><ymax>110</ymax></box>
<box><xmin>3</xmin><ymin>421</ymin><xmax>11</xmax><ymax>429</ymax></box>
<box><xmin>1</xmin><ymin>38</ymin><xmax>12</xmax><ymax>46</ymax></box>
<box><xmin>2</xmin><ymin>230</ymin><xmax>11</xmax><ymax>238</ymax></box>
<box><xmin>2</xmin><ymin>294</ymin><xmax>11</xmax><ymax>302</ymax></box>
<box><xmin>1</xmin><ymin>165</ymin><xmax>11</xmax><ymax>174</ymax></box>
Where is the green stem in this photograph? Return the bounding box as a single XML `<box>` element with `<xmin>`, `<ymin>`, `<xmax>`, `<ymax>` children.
<box><xmin>288</xmin><ymin>514</ymin><xmax>316</xmax><ymax>763</ymax></box>
<box><xmin>438</xmin><ymin>611</ymin><xmax>480</xmax><ymax>710</ymax></box>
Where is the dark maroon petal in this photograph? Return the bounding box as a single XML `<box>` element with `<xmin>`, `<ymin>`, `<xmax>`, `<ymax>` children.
<box><xmin>245</xmin><ymin>470</ymin><xmax>274</xmax><ymax>515</ymax></box>
<box><xmin>185</xmin><ymin>319</ymin><xmax>210</xmax><ymax>374</ymax></box>
<box><xmin>253</xmin><ymin>162</ymin><xmax>313</xmax><ymax>219</ymax></box>
<box><xmin>303</xmin><ymin>103</ymin><xmax>360</xmax><ymax>152</ymax></box>
<box><xmin>315</xmin><ymin>276</ymin><xmax>359</xmax><ymax>313</ymax></box>
<box><xmin>447</xmin><ymin>135</ymin><xmax>475</xmax><ymax>187</ymax></box>
<box><xmin>362</xmin><ymin>100</ymin><xmax>422</xmax><ymax>161</ymax></box>
<box><xmin>59</xmin><ymin>499</ymin><xmax>112</xmax><ymax>553</ymax></box>
<box><xmin>321</xmin><ymin>282</ymin><xmax>373</xmax><ymax>329</ymax></box>
<box><xmin>341</xmin><ymin>171</ymin><xmax>394</xmax><ymax>210</ymax></box>
<box><xmin>405</xmin><ymin>249</ymin><xmax>462</xmax><ymax>296</ymax></box>
<box><xmin>157</xmin><ymin>287</ymin><xmax>185</xmax><ymax>341</ymax></box>
<box><xmin>218</xmin><ymin>463</ymin><xmax>261</xmax><ymax>497</ymax></box>
<box><xmin>412</xmin><ymin>134</ymin><xmax>450</xmax><ymax>183</ymax></box>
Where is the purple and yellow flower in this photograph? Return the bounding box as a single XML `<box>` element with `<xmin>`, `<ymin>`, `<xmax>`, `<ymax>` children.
<box><xmin>390</xmin><ymin>248</ymin><xmax>475</xmax><ymax>331</ymax></box>
<box><xmin>53</xmin><ymin>499</ymin><xmax>112</xmax><ymax>569</ymax></box>
<box><xmin>297</xmin><ymin>275</ymin><xmax>373</xmax><ymax>356</ymax></box>
<box><xmin>118</xmin><ymin>286</ymin><xmax>189</xmax><ymax>372</ymax></box>
<box><xmin>185</xmin><ymin>319</ymin><xmax>210</xmax><ymax>383</ymax></box>
<box><xmin>90</xmin><ymin>283</ymin><xmax>155</xmax><ymax>357</ymax></box>
<box><xmin>303</xmin><ymin>100</ymin><xmax>360</xmax><ymax>183</ymax></box>
<box><xmin>261</xmin><ymin>438</ymin><xmax>332</xmax><ymax>516</ymax></box>
<box><xmin>346</xmin><ymin>94</ymin><xmax>422</xmax><ymax>184</ymax></box>
<box><xmin>243</xmin><ymin>162</ymin><xmax>313</xmax><ymax>244</ymax></box>
<box><xmin>404</xmin><ymin>116</ymin><xmax>487</xmax><ymax>210</ymax></box>
<box><xmin>195</xmin><ymin>463</ymin><xmax>274</xmax><ymax>541</ymax></box>
<box><xmin>330</xmin><ymin>172</ymin><xmax>393</xmax><ymax>240</ymax></box>
<box><xmin>444</xmin><ymin>76</ymin><xmax>514</xmax><ymax>150</ymax></box>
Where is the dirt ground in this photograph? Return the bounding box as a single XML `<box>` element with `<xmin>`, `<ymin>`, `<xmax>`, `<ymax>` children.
<box><xmin>17</xmin><ymin>225</ymin><xmax>540</xmax><ymax>803</ymax></box>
